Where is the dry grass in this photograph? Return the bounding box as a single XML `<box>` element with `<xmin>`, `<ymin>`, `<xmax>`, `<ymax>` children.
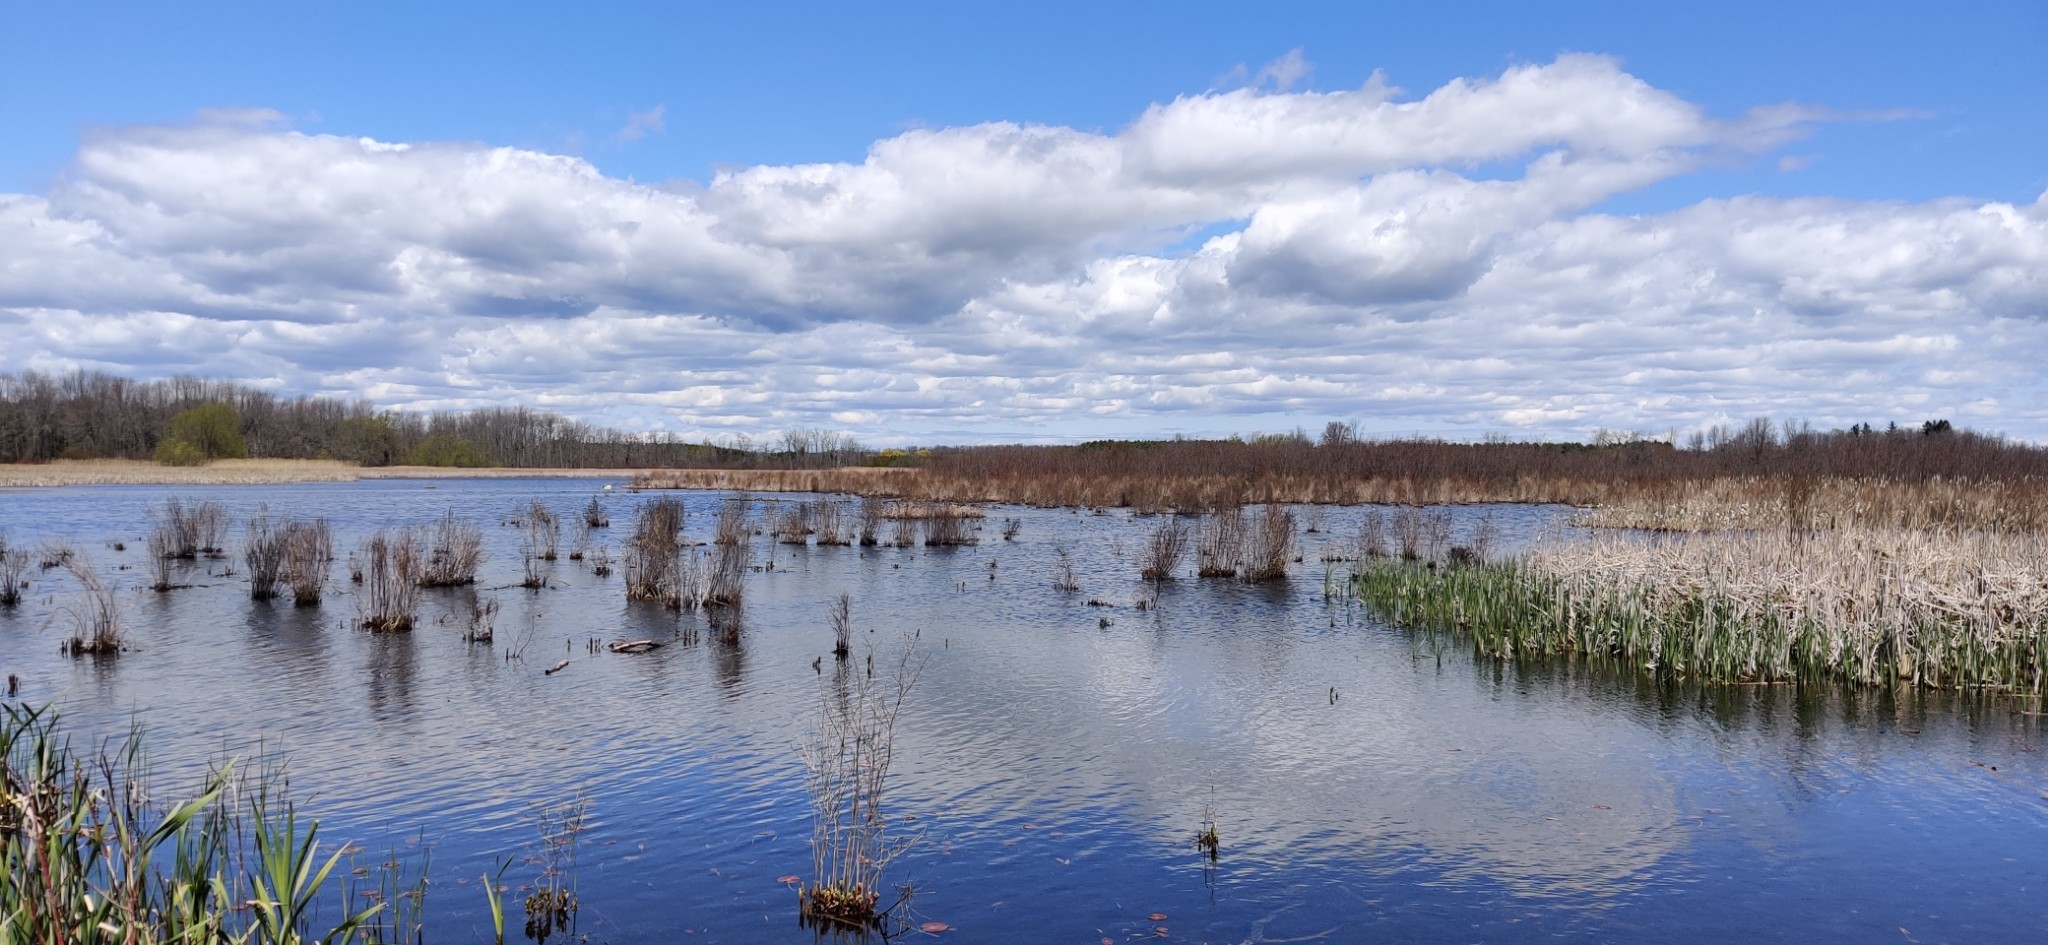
<box><xmin>1139</xmin><ymin>519</ymin><xmax>1190</xmax><ymax>582</ymax></box>
<box><xmin>1580</xmin><ymin>477</ymin><xmax>2048</xmax><ymax>533</ymax></box>
<box><xmin>0</xmin><ymin>459</ymin><xmax>655</xmax><ymax>488</ymax></box>
<box><xmin>1360</xmin><ymin>522</ymin><xmax>2048</xmax><ymax>692</ymax></box>
<box><xmin>356</xmin><ymin>529</ymin><xmax>424</xmax><ymax>632</ymax></box>
<box><xmin>629</xmin><ymin>467</ymin><xmax>918</xmax><ymax>495</ymax></box>
<box><xmin>420</xmin><ymin>511</ymin><xmax>485</xmax><ymax>587</ymax></box>
<box><xmin>57</xmin><ymin>551</ymin><xmax>123</xmax><ymax>655</ymax></box>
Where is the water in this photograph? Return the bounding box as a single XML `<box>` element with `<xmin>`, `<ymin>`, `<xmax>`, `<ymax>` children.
<box><xmin>1</xmin><ymin>479</ymin><xmax>2044</xmax><ymax>943</ymax></box>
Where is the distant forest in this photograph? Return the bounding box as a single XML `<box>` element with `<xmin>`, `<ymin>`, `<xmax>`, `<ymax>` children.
<box><xmin>2</xmin><ymin>369</ymin><xmax>2041</xmax><ymax>481</ymax></box>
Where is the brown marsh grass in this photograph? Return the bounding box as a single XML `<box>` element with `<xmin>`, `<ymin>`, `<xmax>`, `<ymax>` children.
<box><xmin>1360</xmin><ymin>522</ymin><xmax>2048</xmax><ymax>693</ymax></box>
<box><xmin>1240</xmin><ymin>506</ymin><xmax>1296</xmax><ymax>583</ymax></box>
<box><xmin>625</xmin><ymin>498</ymin><xmax>685</xmax><ymax>602</ymax></box>
<box><xmin>1139</xmin><ymin>519</ymin><xmax>1190</xmax><ymax>582</ymax></box>
<box><xmin>0</xmin><ymin>530</ymin><xmax>27</xmax><ymax>606</ymax></box>
<box><xmin>1580</xmin><ymin>476</ymin><xmax>2048</xmax><ymax>533</ymax></box>
<box><xmin>281</xmin><ymin>518</ymin><xmax>332</xmax><ymax>605</ymax></box>
<box><xmin>421</xmin><ymin>511</ymin><xmax>485</xmax><ymax>587</ymax></box>
<box><xmin>56</xmin><ymin>551</ymin><xmax>123</xmax><ymax>655</ymax></box>
<box><xmin>357</xmin><ymin>528</ymin><xmax>425</xmax><ymax>632</ymax></box>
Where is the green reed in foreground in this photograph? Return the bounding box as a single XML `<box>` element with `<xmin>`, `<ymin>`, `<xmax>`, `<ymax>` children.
<box><xmin>0</xmin><ymin>703</ymin><xmax>385</xmax><ymax>944</ymax></box>
<box><xmin>1354</xmin><ymin>524</ymin><xmax>2048</xmax><ymax>693</ymax></box>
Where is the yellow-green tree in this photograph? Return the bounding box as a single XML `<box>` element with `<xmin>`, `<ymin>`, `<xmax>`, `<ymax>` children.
<box><xmin>155</xmin><ymin>403</ymin><xmax>246</xmax><ymax>465</ymax></box>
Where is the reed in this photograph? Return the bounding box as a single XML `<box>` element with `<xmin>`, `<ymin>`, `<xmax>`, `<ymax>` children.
<box><xmin>1051</xmin><ymin>543</ymin><xmax>1079</xmax><ymax>592</ymax></box>
<box><xmin>525</xmin><ymin>500</ymin><xmax>561</xmax><ymax>561</ymax></box>
<box><xmin>1357</xmin><ymin>523</ymin><xmax>2048</xmax><ymax>693</ymax></box>
<box><xmin>706</xmin><ymin>504</ymin><xmax>750</xmax><ymax>608</ymax></box>
<box><xmin>829</xmin><ymin>592</ymin><xmax>852</xmax><ymax>660</ymax></box>
<box><xmin>357</xmin><ymin>528</ymin><xmax>425</xmax><ymax>632</ymax></box>
<box><xmin>624</xmin><ymin>497</ymin><xmax>686</xmax><ymax>602</ymax></box>
<box><xmin>583</xmin><ymin>496</ymin><xmax>609</xmax><ymax>529</ymax></box>
<box><xmin>1196</xmin><ymin>505</ymin><xmax>1243</xmax><ymax>578</ymax></box>
<box><xmin>916</xmin><ymin>502</ymin><xmax>978</xmax><ymax>547</ymax></box>
<box><xmin>856</xmin><ymin>497</ymin><xmax>884</xmax><ymax>546</ymax></box>
<box><xmin>0</xmin><ymin>705</ymin><xmax>388</xmax><ymax>944</ymax></box>
<box><xmin>0</xmin><ymin>530</ymin><xmax>27</xmax><ymax>606</ymax></box>
<box><xmin>1240</xmin><ymin>505</ymin><xmax>1295</xmax><ymax>582</ymax></box>
<box><xmin>244</xmin><ymin>510</ymin><xmax>287</xmax><ymax>600</ymax></box>
<box><xmin>155</xmin><ymin>497</ymin><xmax>230</xmax><ymax>559</ymax></box>
<box><xmin>420</xmin><ymin>511</ymin><xmax>485</xmax><ymax>587</ymax></box>
<box><xmin>280</xmin><ymin>518</ymin><xmax>332</xmax><ymax>605</ymax></box>
<box><xmin>57</xmin><ymin>551</ymin><xmax>123</xmax><ymax>655</ymax></box>
<box><xmin>815</xmin><ymin>500</ymin><xmax>852</xmax><ymax>546</ymax></box>
<box><xmin>774</xmin><ymin>501</ymin><xmax>815</xmax><ymax>545</ymax></box>
<box><xmin>713</xmin><ymin>494</ymin><xmax>751</xmax><ymax>546</ymax></box>
<box><xmin>146</xmin><ymin>524</ymin><xmax>177</xmax><ymax>592</ymax></box>
<box><xmin>1139</xmin><ymin>518</ymin><xmax>1189</xmax><ymax>582</ymax></box>
<box><xmin>800</xmin><ymin>641</ymin><xmax>923</xmax><ymax>928</ymax></box>
<box><xmin>1580</xmin><ymin>476</ymin><xmax>2048</xmax><ymax>534</ymax></box>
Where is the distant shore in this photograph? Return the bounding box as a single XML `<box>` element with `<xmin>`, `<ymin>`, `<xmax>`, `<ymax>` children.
<box><xmin>0</xmin><ymin>459</ymin><xmax>660</xmax><ymax>488</ymax></box>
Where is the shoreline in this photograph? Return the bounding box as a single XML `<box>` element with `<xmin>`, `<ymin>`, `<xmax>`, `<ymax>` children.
<box><xmin>0</xmin><ymin>459</ymin><xmax>662</xmax><ymax>488</ymax></box>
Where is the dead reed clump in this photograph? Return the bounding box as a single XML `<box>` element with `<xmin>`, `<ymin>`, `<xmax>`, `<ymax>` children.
<box><xmin>244</xmin><ymin>511</ymin><xmax>287</xmax><ymax>600</ymax></box>
<box><xmin>1000</xmin><ymin>517</ymin><xmax>1022</xmax><ymax>541</ymax></box>
<box><xmin>625</xmin><ymin>498</ymin><xmax>685</xmax><ymax>602</ymax></box>
<box><xmin>420</xmin><ymin>511</ymin><xmax>486</xmax><ymax>587</ymax></box>
<box><xmin>156</xmin><ymin>497</ymin><xmax>230</xmax><ymax>559</ymax></box>
<box><xmin>705</xmin><ymin>501</ymin><xmax>751</xmax><ymax>608</ymax></box>
<box><xmin>583</xmin><ymin>496</ymin><xmax>609</xmax><ymax>529</ymax></box>
<box><xmin>1139</xmin><ymin>518</ymin><xmax>1190</xmax><ymax>582</ymax></box>
<box><xmin>146</xmin><ymin>525</ymin><xmax>177</xmax><ymax>592</ymax></box>
<box><xmin>829</xmin><ymin>592</ymin><xmax>852</xmax><ymax>660</ymax></box>
<box><xmin>1240</xmin><ymin>505</ymin><xmax>1295</xmax><ymax>582</ymax></box>
<box><xmin>775</xmin><ymin>501</ymin><xmax>815</xmax><ymax>545</ymax></box>
<box><xmin>1196</xmin><ymin>505</ymin><xmax>1244</xmax><ymax>578</ymax></box>
<box><xmin>856</xmin><ymin>497</ymin><xmax>884</xmax><ymax>546</ymax></box>
<box><xmin>888</xmin><ymin>513</ymin><xmax>917</xmax><ymax>548</ymax></box>
<box><xmin>1051</xmin><ymin>543</ymin><xmax>1080</xmax><ymax>592</ymax></box>
<box><xmin>0</xmin><ymin>531</ymin><xmax>28</xmax><ymax>607</ymax></box>
<box><xmin>815</xmin><ymin>501</ymin><xmax>852</xmax><ymax>546</ymax></box>
<box><xmin>917</xmin><ymin>503</ymin><xmax>979</xmax><ymax>547</ymax></box>
<box><xmin>1577</xmin><ymin>476</ymin><xmax>2048</xmax><ymax>534</ymax></box>
<box><xmin>356</xmin><ymin>528</ymin><xmax>425</xmax><ymax>632</ymax></box>
<box><xmin>464</xmin><ymin>596</ymin><xmax>500</xmax><ymax>643</ymax></box>
<box><xmin>800</xmin><ymin>640</ymin><xmax>924</xmax><ymax>929</ymax></box>
<box><xmin>525</xmin><ymin>501</ymin><xmax>561</xmax><ymax>561</ymax></box>
<box><xmin>57</xmin><ymin>552</ymin><xmax>123</xmax><ymax>655</ymax></box>
<box><xmin>281</xmin><ymin>519</ymin><xmax>331</xmax><ymax>605</ymax></box>
<box><xmin>1359</xmin><ymin>522</ymin><xmax>2048</xmax><ymax>693</ymax></box>
<box><xmin>1357</xmin><ymin>508</ymin><xmax>1388</xmax><ymax>559</ymax></box>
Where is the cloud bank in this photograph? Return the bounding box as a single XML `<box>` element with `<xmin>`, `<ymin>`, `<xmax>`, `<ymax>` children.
<box><xmin>3</xmin><ymin>54</ymin><xmax>2043</xmax><ymax>443</ymax></box>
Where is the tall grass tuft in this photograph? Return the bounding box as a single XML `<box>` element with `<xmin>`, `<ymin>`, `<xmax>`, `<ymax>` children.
<box><xmin>800</xmin><ymin>640</ymin><xmax>924</xmax><ymax>928</ymax></box>
<box><xmin>280</xmin><ymin>518</ymin><xmax>331</xmax><ymax>606</ymax></box>
<box><xmin>420</xmin><ymin>511</ymin><xmax>485</xmax><ymax>587</ymax></box>
<box><xmin>357</xmin><ymin>528</ymin><xmax>425</xmax><ymax>632</ymax></box>
<box><xmin>1139</xmin><ymin>518</ymin><xmax>1189</xmax><ymax>582</ymax></box>
<box><xmin>829</xmin><ymin>592</ymin><xmax>852</xmax><ymax>660</ymax></box>
<box><xmin>1357</xmin><ymin>523</ymin><xmax>2048</xmax><ymax>693</ymax></box>
<box><xmin>1240</xmin><ymin>505</ymin><xmax>1295</xmax><ymax>582</ymax></box>
<box><xmin>156</xmin><ymin>497</ymin><xmax>230</xmax><ymax>559</ymax></box>
<box><xmin>525</xmin><ymin>501</ymin><xmax>561</xmax><ymax>561</ymax></box>
<box><xmin>1196</xmin><ymin>505</ymin><xmax>1243</xmax><ymax>578</ymax></box>
<box><xmin>57</xmin><ymin>551</ymin><xmax>123</xmax><ymax>655</ymax></box>
<box><xmin>0</xmin><ymin>704</ymin><xmax>384</xmax><ymax>944</ymax></box>
<box><xmin>706</xmin><ymin>497</ymin><xmax>751</xmax><ymax>608</ymax></box>
<box><xmin>815</xmin><ymin>500</ymin><xmax>852</xmax><ymax>546</ymax></box>
<box><xmin>245</xmin><ymin>510</ymin><xmax>287</xmax><ymax>600</ymax></box>
<box><xmin>625</xmin><ymin>498</ymin><xmax>685</xmax><ymax>602</ymax></box>
<box><xmin>0</xmin><ymin>529</ymin><xmax>28</xmax><ymax>607</ymax></box>
<box><xmin>583</xmin><ymin>496</ymin><xmax>609</xmax><ymax>529</ymax></box>
<box><xmin>146</xmin><ymin>524</ymin><xmax>177</xmax><ymax>592</ymax></box>
<box><xmin>856</xmin><ymin>497</ymin><xmax>884</xmax><ymax>547</ymax></box>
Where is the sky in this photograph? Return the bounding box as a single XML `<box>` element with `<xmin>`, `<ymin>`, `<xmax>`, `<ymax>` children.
<box><xmin>2</xmin><ymin>1</ymin><xmax>2045</xmax><ymax>445</ymax></box>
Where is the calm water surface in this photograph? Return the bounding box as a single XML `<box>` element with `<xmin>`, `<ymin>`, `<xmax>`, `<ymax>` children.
<box><xmin>1</xmin><ymin>479</ymin><xmax>2043</xmax><ymax>944</ymax></box>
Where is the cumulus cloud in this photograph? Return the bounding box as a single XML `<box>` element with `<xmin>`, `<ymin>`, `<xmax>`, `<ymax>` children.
<box><xmin>2</xmin><ymin>54</ymin><xmax>2043</xmax><ymax>443</ymax></box>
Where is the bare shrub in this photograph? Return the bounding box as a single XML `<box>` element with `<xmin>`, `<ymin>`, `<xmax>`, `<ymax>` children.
<box><xmin>713</xmin><ymin>495</ymin><xmax>750</xmax><ymax>545</ymax></box>
<box><xmin>625</xmin><ymin>498</ymin><xmax>685</xmax><ymax>602</ymax></box>
<box><xmin>583</xmin><ymin>496</ymin><xmax>609</xmax><ymax>529</ymax></box>
<box><xmin>1196</xmin><ymin>505</ymin><xmax>1243</xmax><ymax>578</ymax></box>
<box><xmin>1240</xmin><ymin>505</ymin><xmax>1295</xmax><ymax>582</ymax></box>
<box><xmin>829</xmin><ymin>592</ymin><xmax>852</xmax><ymax>660</ymax></box>
<box><xmin>1392</xmin><ymin>506</ymin><xmax>1424</xmax><ymax>560</ymax></box>
<box><xmin>357</xmin><ymin>528</ymin><xmax>425</xmax><ymax>632</ymax></box>
<box><xmin>281</xmin><ymin>518</ymin><xmax>331</xmax><ymax>605</ymax></box>
<box><xmin>888</xmin><ymin>513</ymin><xmax>916</xmax><ymax>548</ymax></box>
<box><xmin>1051</xmin><ymin>543</ymin><xmax>1079</xmax><ymax>592</ymax></box>
<box><xmin>1000</xmin><ymin>517</ymin><xmax>1022</xmax><ymax>541</ymax></box>
<box><xmin>1139</xmin><ymin>518</ymin><xmax>1189</xmax><ymax>582</ymax></box>
<box><xmin>706</xmin><ymin>518</ymin><xmax>750</xmax><ymax>608</ymax></box>
<box><xmin>57</xmin><ymin>552</ymin><xmax>122</xmax><ymax>655</ymax></box>
<box><xmin>464</xmin><ymin>595</ymin><xmax>499</xmax><ymax>643</ymax></box>
<box><xmin>525</xmin><ymin>501</ymin><xmax>560</xmax><ymax>561</ymax></box>
<box><xmin>588</xmin><ymin>544</ymin><xmax>614</xmax><ymax>578</ymax></box>
<box><xmin>146</xmin><ymin>525</ymin><xmax>177</xmax><ymax>592</ymax></box>
<box><xmin>420</xmin><ymin>511</ymin><xmax>485</xmax><ymax>587</ymax></box>
<box><xmin>1357</xmin><ymin>508</ymin><xmax>1388</xmax><ymax>559</ymax></box>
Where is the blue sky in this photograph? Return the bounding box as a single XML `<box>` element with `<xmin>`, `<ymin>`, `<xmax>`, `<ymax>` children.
<box><xmin>2</xmin><ymin>1</ymin><xmax>2046</xmax><ymax>443</ymax></box>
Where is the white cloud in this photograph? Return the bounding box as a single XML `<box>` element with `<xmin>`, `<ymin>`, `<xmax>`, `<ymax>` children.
<box><xmin>3</xmin><ymin>55</ymin><xmax>2043</xmax><ymax>444</ymax></box>
<box><xmin>617</xmin><ymin>104</ymin><xmax>666</xmax><ymax>144</ymax></box>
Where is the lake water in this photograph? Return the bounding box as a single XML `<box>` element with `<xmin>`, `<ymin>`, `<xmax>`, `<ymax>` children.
<box><xmin>1</xmin><ymin>479</ymin><xmax>2044</xmax><ymax>943</ymax></box>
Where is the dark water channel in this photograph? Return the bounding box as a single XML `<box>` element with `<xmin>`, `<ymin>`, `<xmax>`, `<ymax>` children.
<box><xmin>1</xmin><ymin>479</ymin><xmax>2044</xmax><ymax>944</ymax></box>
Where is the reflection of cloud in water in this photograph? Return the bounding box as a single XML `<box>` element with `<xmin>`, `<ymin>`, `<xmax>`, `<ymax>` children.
<box><xmin>895</xmin><ymin>606</ymin><xmax>1682</xmax><ymax>901</ymax></box>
